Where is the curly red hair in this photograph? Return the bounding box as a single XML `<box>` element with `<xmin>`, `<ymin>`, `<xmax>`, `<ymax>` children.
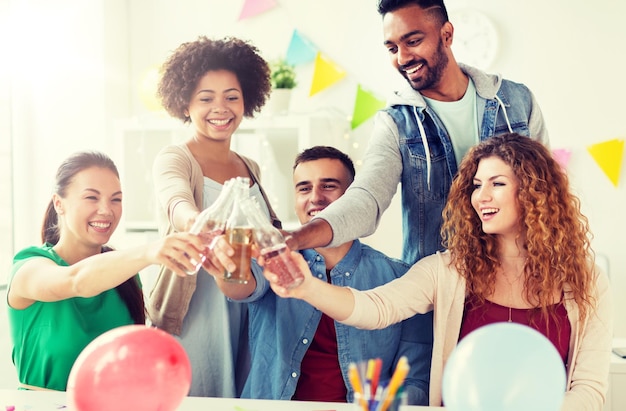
<box><xmin>442</xmin><ymin>133</ymin><xmax>595</xmax><ymax>321</ymax></box>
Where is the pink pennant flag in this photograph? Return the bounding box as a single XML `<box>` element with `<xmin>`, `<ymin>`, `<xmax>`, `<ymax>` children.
<box><xmin>552</xmin><ymin>148</ymin><xmax>571</xmax><ymax>171</ymax></box>
<box><xmin>238</xmin><ymin>0</ymin><xmax>277</xmax><ymax>21</ymax></box>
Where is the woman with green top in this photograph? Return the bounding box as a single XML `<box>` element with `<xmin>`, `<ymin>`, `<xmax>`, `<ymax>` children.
<box><xmin>7</xmin><ymin>151</ymin><xmax>205</xmax><ymax>391</ymax></box>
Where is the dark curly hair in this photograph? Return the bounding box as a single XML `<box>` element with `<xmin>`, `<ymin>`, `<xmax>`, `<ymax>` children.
<box><xmin>442</xmin><ymin>133</ymin><xmax>595</xmax><ymax>322</ymax></box>
<box><xmin>158</xmin><ymin>36</ymin><xmax>271</xmax><ymax>122</ymax></box>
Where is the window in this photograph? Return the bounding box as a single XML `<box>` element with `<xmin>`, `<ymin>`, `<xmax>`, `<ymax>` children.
<box><xmin>0</xmin><ymin>91</ymin><xmax>12</xmax><ymax>286</ymax></box>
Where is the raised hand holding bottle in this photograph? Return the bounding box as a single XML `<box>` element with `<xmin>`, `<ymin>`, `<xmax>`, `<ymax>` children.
<box><xmin>185</xmin><ymin>178</ymin><xmax>236</xmax><ymax>275</ymax></box>
<box><xmin>241</xmin><ymin>197</ymin><xmax>304</xmax><ymax>289</ymax></box>
<box><xmin>223</xmin><ymin>177</ymin><xmax>254</xmax><ymax>283</ymax></box>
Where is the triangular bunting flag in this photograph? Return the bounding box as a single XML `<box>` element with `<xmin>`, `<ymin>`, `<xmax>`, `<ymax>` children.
<box><xmin>237</xmin><ymin>0</ymin><xmax>277</xmax><ymax>21</ymax></box>
<box><xmin>309</xmin><ymin>52</ymin><xmax>347</xmax><ymax>97</ymax></box>
<box><xmin>351</xmin><ymin>84</ymin><xmax>386</xmax><ymax>129</ymax></box>
<box><xmin>286</xmin><ymin>30</ymin><xmax>318</xmax><ymax>66</ymax></box>
<box><xmin>552</xmin><ymin>148</ymin><xmax>571</xmax><ymax>171</ymax></box>
<box><xmin>587</xmin><ymin>138</ymin><xmax>624</xmax><ymax>187</ymax></box>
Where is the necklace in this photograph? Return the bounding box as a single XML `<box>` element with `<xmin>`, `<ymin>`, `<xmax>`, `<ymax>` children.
<box><xmin>501</xmin><ymin>265</ymin><xmax>525</xmax><ymax>323</ymax></box>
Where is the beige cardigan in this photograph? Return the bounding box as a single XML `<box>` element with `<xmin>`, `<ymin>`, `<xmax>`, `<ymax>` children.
<box><xmin>146</xmin><ymin>144</ymin><xmax>281</xmax><ymax>335</ymax></box>
<box><xmin>346</xmin><ymin>251</ymin><xmax>613</xmax><ymax>410</ymax></box>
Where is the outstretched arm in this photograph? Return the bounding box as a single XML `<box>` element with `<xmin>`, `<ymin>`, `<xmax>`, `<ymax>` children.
<box><xmin>284</xmin><ymin>218</ymin><xmax>333</xmax><ymax>251</ymax></box>
<box><xmin>261</xmin><ymin>251</ymin><xmax>355</xmax><ymax>321</ymax></box>
<box><xmin>8</xmin><ymin>232</ymin><xmax>206</xmax><ymax>309</ymax></box>
<box><xmin>286</xmin><ymin>111</ymin><xmax>403</xmax><ymax>249</ymax></box>
<box><xmin>265</xmin><ymin>250</ymin><xmax>439</xmax><ymax>330</ymax></box>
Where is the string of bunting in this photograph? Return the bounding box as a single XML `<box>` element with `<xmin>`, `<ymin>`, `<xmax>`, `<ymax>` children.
<box><xmin>551</xmin><ymin>139</ymin><xmax>624</xmax><ymax>187</ymax></box>
<box><xmin>237</xmin><ymin>1</ymin><xmax>625</xmax><ymax>186</ymax></box>
<box><xmin>238</xmin><ymin>0</ymin><xmax>386</xmax><ymax>129</ymax></box>
<box><xmin>138</xmin><ymin>0</ymin><xmax>625</xmax><ymax>187</ymax></box>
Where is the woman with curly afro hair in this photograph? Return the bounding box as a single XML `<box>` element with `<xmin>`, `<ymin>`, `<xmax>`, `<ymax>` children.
<box><xmin>147</xmin><ymin>36</ymin><xmax>282</xmax><ymax>398</ymax></box>
<box><xmin>265</xmin><ymin>133</ymin><xmax>613</xmax><ymax>410</ymax></box>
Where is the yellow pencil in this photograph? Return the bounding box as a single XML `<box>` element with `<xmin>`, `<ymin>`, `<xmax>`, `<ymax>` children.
<box><xmin>349</xmin><ymin>362</ymin><xmax>368</xmax><ymax>411</ymax></box>
<box><xmin>379</xmin><ymin>356</ymin><xmax>410</xmax><ymax>411</ymax></box>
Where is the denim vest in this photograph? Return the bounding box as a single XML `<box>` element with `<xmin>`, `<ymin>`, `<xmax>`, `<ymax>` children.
<box><xmin>241</xmin><ymin>240</ymin><xmax>433</xmax><ymax>405</ymax></box>
<box><xmin>387</xmin><ymin>79</ymin><xmax>536</xmax><ymax>265</ymax></box>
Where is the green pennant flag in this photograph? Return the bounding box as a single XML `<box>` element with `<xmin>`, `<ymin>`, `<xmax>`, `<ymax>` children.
<box><xmin>351</xmin><ymin>84</ymin><xmax>386</xmax><ymax>129</ymax></box>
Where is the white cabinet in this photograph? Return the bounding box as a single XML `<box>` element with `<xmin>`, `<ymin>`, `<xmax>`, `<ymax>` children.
<box><xmin>115</xmin><ymin>116</ymin><xmax>190</xmax><ymax>233</ymax></box>
<box><xmin>116</xmin><ymin>114</ymin><xmax>349</xmax><ymax>233</ymax></box>
<box><xmin>607</xmin><ymin>339</ymin><xmax>626</xmax><ymax>411</ymax></box>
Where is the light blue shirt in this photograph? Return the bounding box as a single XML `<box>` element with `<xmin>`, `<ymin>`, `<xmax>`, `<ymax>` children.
<box><xmin>238</xmin><ymin>240</ymin><xmax>433</xmax><ymax>405</ymax></box>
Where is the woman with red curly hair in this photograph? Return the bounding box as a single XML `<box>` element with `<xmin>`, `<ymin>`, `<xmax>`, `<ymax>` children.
<box><xmin>264</xmin><ymin>133</ymin><xmax>612</xmax><ymax>410</ymax></box>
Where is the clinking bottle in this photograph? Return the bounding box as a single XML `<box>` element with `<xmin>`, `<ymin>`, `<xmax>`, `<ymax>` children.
<box><xmin>186</xmin><ymin>178</ymin><xmax>237</xmax><ymax>275</ymax></box>
<box><xmin>223</xmin><ymin>177</ymin><xmax>254</xmax><ymax>283</ymax></box>
<box><xmin>240</xmin><ymin>196</ymin><xmax>304</xmax><ymax>289</ymax></box>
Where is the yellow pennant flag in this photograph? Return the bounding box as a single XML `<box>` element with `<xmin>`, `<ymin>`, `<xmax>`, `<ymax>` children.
<box><xmin>138</xmin><ymin>65</ymin><xmax>163</xmax><ymax>112</ymax></box>
<box><xmin>351</xmin><ymin>84</ymin><xmax>386</xmax><ymax>129</ymax></box>
<box><xmin>309</xmin><ymin>52</ymin><xmax>346</xmax><ymax>97</ymax></box>
<box><xmin>587</xmin><ymin>138</ymin><xmax>624</xmax><ymax>187</ymax></box>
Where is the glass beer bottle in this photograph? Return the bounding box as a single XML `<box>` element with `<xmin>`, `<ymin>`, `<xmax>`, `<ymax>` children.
<box><xmin>223</xmin><ymin>177</ymin><xmax>254</xmax><ymax>283</ymax></box>
<box><xmin>186</xmin><ymin>178</ymin><xmax>237</xmax><ymax>275</ymax></box>
<box><xmin>240</xmin><ymin>197</ymin><xmax>304</xmax><ymax>289</ymax></box>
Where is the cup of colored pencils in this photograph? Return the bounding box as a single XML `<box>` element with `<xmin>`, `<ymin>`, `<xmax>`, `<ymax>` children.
<box><xmin>349</xmin><ymin>356</ymin><xmax>410</xmax><ymax>411</ymax></box>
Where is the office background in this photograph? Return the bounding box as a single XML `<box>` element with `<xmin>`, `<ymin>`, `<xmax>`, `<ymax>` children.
<box><xmin>1</xmin><ymin>0</ymin><xmax>624</xmax><ymax>388</ymax></box>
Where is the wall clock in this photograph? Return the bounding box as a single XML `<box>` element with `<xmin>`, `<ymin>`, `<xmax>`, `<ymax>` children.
<box><xmin>448</xmin><ymin>9</ymin><xmax>499</xmax><ymax>70</ymax></box>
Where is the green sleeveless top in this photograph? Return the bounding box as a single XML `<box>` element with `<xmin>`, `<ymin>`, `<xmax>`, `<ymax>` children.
<box><xmin>7</xmin><ymin>244</ymin><xmax>136</xmax><ymax>390</ymax></box>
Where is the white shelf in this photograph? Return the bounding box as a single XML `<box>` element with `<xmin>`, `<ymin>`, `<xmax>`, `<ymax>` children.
<box><xmin>116</xmin><ymin>113</ymin><xmax>349</xmax><ymax>231</ymax></box>
<box><xmin>607</xmin><ymin>338</ymin><xmax>626</xmax><ymax>411</ymax></box>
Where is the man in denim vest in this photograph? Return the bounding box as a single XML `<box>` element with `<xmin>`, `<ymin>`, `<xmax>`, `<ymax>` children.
<box><xmin>286</xmin><ymin>0</ymin><xmax>549</xmax><ymax>265</ymax></box>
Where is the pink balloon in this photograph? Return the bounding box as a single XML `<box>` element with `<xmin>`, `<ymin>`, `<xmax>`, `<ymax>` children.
<box><xmin>67</xmin><ymin>325</ymin><xmax>191</xmax><ymax>411</ymax></box>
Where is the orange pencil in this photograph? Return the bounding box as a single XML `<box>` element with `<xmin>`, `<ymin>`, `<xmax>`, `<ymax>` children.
<box><xmin>349</xmin><ymin>362</ymin><xmax>368</xmax><ymax>411</ymax></box>
<box><xmin>379</xmin><ymin>356</ymin><xmax>410</xmax><ymax>411</ymax></box>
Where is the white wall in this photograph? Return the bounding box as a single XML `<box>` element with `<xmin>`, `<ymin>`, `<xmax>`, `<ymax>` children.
<box><xmin>5</xmin><ymin>0</ymin><xmax>626</xmax><ymax>337</ymax></box>
<box><xmin>126</xmin><ymin>0</ymin><xmax>626</xmax><ymax>335</ymax></box>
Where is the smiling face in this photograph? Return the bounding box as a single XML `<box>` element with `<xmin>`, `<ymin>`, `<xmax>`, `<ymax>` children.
<box><xmin>382</xmin><ymin>4</ymin><xmax>452</xmax><ymax>95</ymax></box>
<box><xmin>293</xmin><ymin>158</ymin><xmax>353</xmax><ymax>224</ymax></box>
<box><xmin>185</xmin><ymin>69</ymin><xmax>244</xmax><ymax>142</ymax></box>
<box><xmin>471</xmin><ymin>156</ymin><xmax>521</xmax><ymax>239</ymax></box>
<box><xmin>54</xmin><ymin>166</ymin><xmax>122</xmax><ymax>250</ymax></box>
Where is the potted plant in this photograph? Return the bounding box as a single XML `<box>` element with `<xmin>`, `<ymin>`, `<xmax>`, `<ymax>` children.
<box><xmin>266</xmin><ymin>59</ymin><xmax>297</xmax><ymax>115</ymax></box>
<box><xmin>270</xmin><ymin>59</ymin><xmax>297</xmax><ymax>89</ymax></box>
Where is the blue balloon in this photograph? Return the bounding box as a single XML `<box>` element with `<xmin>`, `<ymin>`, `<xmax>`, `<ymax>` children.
<box><xmin>442</xmin><ymin>322</ymin><xmax>566</xmax><ymax>411</ymax></box>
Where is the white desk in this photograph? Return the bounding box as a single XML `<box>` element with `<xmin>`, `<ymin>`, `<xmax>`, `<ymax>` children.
<box><xmin>0</xmin><ymin>389</ymin><xmax>442</xmax><ymax>411</ymax></box>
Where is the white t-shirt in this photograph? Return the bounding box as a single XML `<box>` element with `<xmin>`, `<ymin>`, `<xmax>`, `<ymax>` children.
<box><xmin>423</xmin><ymin>78</ymin><xmax>479</xmax><ymax>166</ymax></box>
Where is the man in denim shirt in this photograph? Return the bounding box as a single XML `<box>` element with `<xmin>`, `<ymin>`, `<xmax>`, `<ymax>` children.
<box><xmin>286</xmin><ymin>0</ymin><xmax>549</xmax><ymax>265</ymax></box>
<box><xmin>213</xmin><ymin>146</ymin><xmax>432</xmax><ymax>404</ymax></box>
